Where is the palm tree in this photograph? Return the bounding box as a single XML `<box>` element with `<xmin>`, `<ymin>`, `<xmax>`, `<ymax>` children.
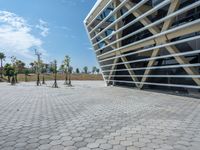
<box><xmin>92</xmin><ymin>66</ymin><xmax>97</xmax><ymax>74</ymax></box>
<box><xmin>0</xmin><ymin>52</ymin><xmax>6</xmax><ymax>78</ymax></box>
<box><xmin>29</xmin><ymin>62</ymin><xmax>34</xmax><ymax>73</ymax></box>
<box><xmin>30</xmin><ymin>62</ymin><xmax>34</xmax><ymax>67</ymax></box>
<box><xmin>96</xmin><ymin>68</ymin><xmax>100</xmax><ymax>74</ymax></box>
<box><xmin>76</xmin><ymin>68</ymin><xmax>80</xmax><ymax>74</ymax></box>
<box><xmin>83</xmin><ymin>66</ymin><xmax>88</xmax><ymax>74</ymax></box>
<box><xmin>16</xmin><ymin>60</ymin><xmax>25</xmax><ymax>73</ymax></box>
<box><xmin>16</xmin><ymin>60</ymin><xmax>26</xmax><ymax>83</ymax></box>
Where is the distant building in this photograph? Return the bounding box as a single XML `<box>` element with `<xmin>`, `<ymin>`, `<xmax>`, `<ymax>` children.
<box><xmin>84</xmin><ymin>0</ymin><xmax>200</xmax><ymax>97</ymax></box>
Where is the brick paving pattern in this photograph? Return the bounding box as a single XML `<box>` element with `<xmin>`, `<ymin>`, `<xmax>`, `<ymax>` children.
<box><xmin>0</xmin><ymin>81</ymin><xmax>199</xmax><ymax>150</ymax></box>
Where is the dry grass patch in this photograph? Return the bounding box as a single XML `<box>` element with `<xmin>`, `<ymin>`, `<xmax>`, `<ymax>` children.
<box><xmin>16</xmin><ymin>73</ymin><xmax>103</xmax><ymax>82</ymax></box>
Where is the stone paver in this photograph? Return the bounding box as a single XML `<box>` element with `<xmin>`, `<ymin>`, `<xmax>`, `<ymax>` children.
<box><xmin>0</xmin><ymin>81</ymin><xmax>199</xmax><ymax>150</ymax></box>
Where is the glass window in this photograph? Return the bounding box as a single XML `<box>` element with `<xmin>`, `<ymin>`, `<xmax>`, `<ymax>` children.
<box><xmin>98</xmin><ymin>41</ymin><xmax>106</xmax><ymax>48</ymax></box>
<box><xmin>120</xmin><ymin>8</ymin><xmax>127</xmax><ymax>15</ymax></box>
<box><xmin>107</xmin><ymin>16</ymin><xmax>115</xmax><ymax>22</ymax></box>
<box><xmin>105</xmin><ymin>29</ymin><xmax>114</xmax><ymax>36</ymax></box>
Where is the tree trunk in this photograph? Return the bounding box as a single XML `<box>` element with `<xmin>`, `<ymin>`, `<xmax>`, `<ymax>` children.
<box><xmin>15</xmin><ymin>75</ymin><xmax>18</xmax><ymax>83</ymax></box>
<box><xmin>52</xmin><ymin>72</ymin><xmax>58</xmax><ymax>88</ymax></box>
<box><xmin>11</xmin><ymin>76</ymin><xmax>15</xmax><ymax>85</ymax></box>
<box><xmin>42</xmin><ymin>74</ymin><xmax>45</xmax><ymax>84</ymax></box>
<box><xmin>8</xmin><ymin>76</ymin><xmax>10</xmax><ymax>83</ymax></box>
<box><xmin>37</xmin><ymin>73</ymin><xmax>41</xmax><ymax>86</ymax></box>
<box><xmin>69</xmin><ymin>73</ymin><xmax>72</xmax><ymax>86</ymax></box>
<box><xmin>64</xmin><ymin>71</ymin><xmax>68</xmax><ymax>85</ymax></box>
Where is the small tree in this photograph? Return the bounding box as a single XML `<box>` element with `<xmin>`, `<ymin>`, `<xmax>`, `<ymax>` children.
<box><xmin>4</xmin><ymin>63</ymin><xmax>13</xmax><ymax>82</ymax></box>
<box><xmin>83</xmin><ymin>66</ymin><xmax>88</xmax><ymax>74</ymax></box>
<box><xmin>41</xmin><ymin>62</ymin><xmax>46</xmax><ymax>84</ymax></box>
<box><xmin>96</xmin><ymin>68</ymin><xmax>100</xmax><ymax>74</ymax></box>
<box><xmin>10</xmin><ymin>69</ymin><xmax>16</xmax><ymax>85</ymax></box>
<box><xmin>76</xmin><ymin>68</ymin><xmax>80</xmax><ymax>74</ymax></box>
<box><xmin>16</xmin><ymin>60</ymin><xmax>25</xmax><ymax>73</ymax></box>
<box><xmin>0</xmin><ymin>52</ymin><xmax>6</xmax><ymax>78</ymax></box>
<box><xmin>62</xmin><ymin>55</ymin><xmax>70</xmax><ymax>85</ymax></box>
<box><xmin>11</xmin><ymin>56</ymin><xmax>18</xmax><ymax>83</ymax></box>
<box><xmin>92</xmin><ymin>66</ymin><xmax>97</xmax><ymax>74</ymax></box>
<box><xmin>4</xmin><ymin>63</ymin><xmax>15</xmax><ymax>85</ymax></box>
<box><xmin>34</xmin><ymin>60</ymin><xmax>42</xmax><ymax>86</ymax></box>
<box><xmin>15</xmin><ymin>59</ymin><xmax>26</xmax><ymax>83</ymax></box>
<box><xmin>52</xmin><ymin>60</ymin><xmax>58</xmax><ymax>88</ymax></box>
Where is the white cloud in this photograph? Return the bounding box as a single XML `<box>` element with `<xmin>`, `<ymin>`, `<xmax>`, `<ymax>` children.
<box><xmin>36</xmin><ymin>19</ymin><xmax>49</xmax><ymax>37</ymax></box>
<box><xmin>0</xmin><ymin>11</ymin><xmax>30</xmax><ymax>32</ymax></box>
<box><xmin>0</xmin><ymin>11</ymin><xmax>45</xmax><ymax>61</ymax></box>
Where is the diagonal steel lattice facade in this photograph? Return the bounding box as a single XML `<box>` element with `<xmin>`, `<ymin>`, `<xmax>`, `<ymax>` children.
<box><xmin>84</xmin><ymin>0</ymin><xmax>200</xmax><ymax>96</ymax></box>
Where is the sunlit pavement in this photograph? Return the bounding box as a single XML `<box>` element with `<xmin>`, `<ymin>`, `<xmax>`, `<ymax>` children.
<box><xmin>0</xmin><ymin>81</ymin><xmax>199</xmax><ymax>150</ymax></box>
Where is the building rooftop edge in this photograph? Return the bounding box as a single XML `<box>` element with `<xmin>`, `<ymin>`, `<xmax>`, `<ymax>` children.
<box><xmin>84</xmin><ymin>0</ymin><xmax>102</xmax><ymax>24</ymax></box>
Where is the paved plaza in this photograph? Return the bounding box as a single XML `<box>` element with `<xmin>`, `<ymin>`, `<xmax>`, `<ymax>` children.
<box><xmin>0</xmin><ymin>81</ymin><xmax>200</xmax><ymax>150</ymax></box>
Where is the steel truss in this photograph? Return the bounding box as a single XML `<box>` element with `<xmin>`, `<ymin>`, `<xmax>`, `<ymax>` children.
<box><xmin>84</xmin><ymin>0</ymin><xmax>200</xmax><ymax>90</ymax></box>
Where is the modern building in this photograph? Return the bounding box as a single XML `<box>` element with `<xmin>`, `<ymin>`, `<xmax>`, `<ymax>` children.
<box><xmin>84</xmin><ymin>0</ymin><xmax>200</xmax><ymax>97</ymax></box>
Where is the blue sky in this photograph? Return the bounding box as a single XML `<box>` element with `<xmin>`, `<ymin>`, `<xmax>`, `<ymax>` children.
<box><xmin>0</xmin><ymin>0</ymin><xmax>98</xmax><ymax>70</ymax></box>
